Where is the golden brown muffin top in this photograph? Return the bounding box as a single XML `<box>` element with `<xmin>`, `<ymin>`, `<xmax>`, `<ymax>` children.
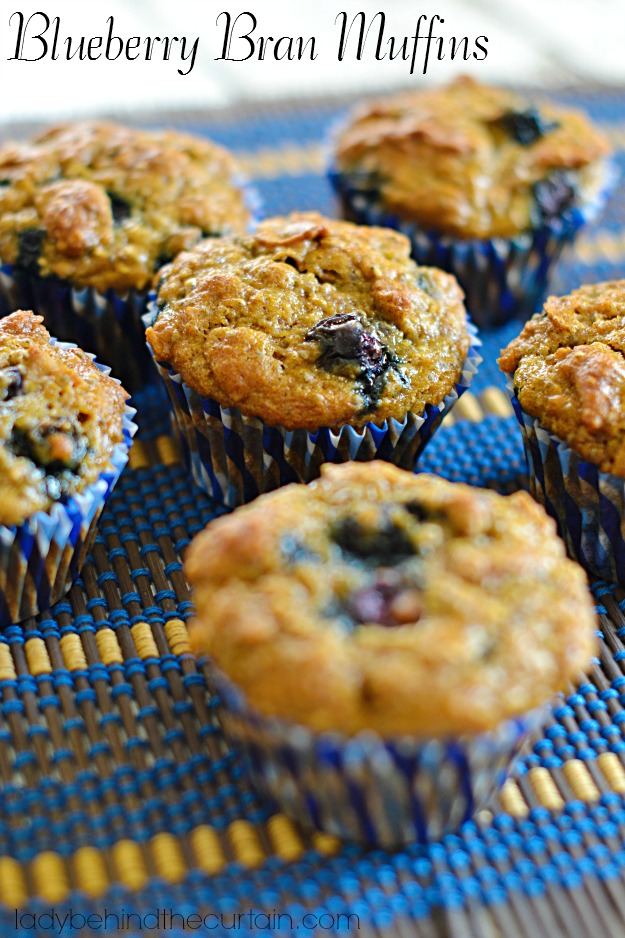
<box><xmin>186</xmin><ymin>461</ymin><xmax>595</xmax><ymax>737</ymax></box>
<box><xmin>500</xmin><ymin>281</ymin><xmax>625</xmax><ymax>476</ymax></box>
<box><xmin>147</xmin><ymin>212</ymin><xmax>470</xmax><ymax>431</ymax></box>
<box><xmin>0</xmin><ymin>121</ymin><xmax>250</xmax><ymax>293</ymax></box>
<box><xmin>0</xmin><ymin>311</ymin><xmax>129</xmax><ymax>526</ymax></box>
<box><xmin>333</xmin><ymin>77</ymin><xmax>610</xmax><ymax>239</ymax></box>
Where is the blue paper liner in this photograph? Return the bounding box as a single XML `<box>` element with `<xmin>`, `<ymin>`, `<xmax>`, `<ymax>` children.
<box><xmin>507</xmin><ymin>378</ymin><xmax>625</xmax><ymax>585</ymax></box>
<box><xmin>0</xmin><ymin>342</ymin><xmax>137</xmax><ymax>625</ymax></box>
<box><xmin>0</xmin><ymin>182</ymin><xmax>262</xmax><ymax>391</ymax></box>
<box><xmin>0</xmin><ymin>264</ymin><xmax>154</xmax><ymax>392</ymax></box>
<box><xmin>208</xmin><ymin>661</ymin><xmax>548</xmax><ymax>847</ymax></box>
<box><xmin>329</xmin><ymin>161</ymin><xmax>616</xmax><ymax>330</ymax></box>
<box><xmin>143</xmin><ymin>303</ymin><xmax>481</xmax><ymax>508</ymax></box>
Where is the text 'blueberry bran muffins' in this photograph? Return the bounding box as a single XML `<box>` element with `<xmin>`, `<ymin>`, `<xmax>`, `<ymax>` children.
<box><xmin>333</xmin><ymin>76</ymin><xmax>610</xmax><ymax>241</ymax></box>
<box><xmin>187</xmin><ymin>461</ymin><xmax>595</xmax><ymax>738</ymax></box>
<box><xmin>147</xmin><ymin>212</ymin><xmax>471</xmax><ymax>432</ymax></box>
<box><xmin>0</xmin><ymin>311</ymin><xmax>129</xmax><ymax>527</ymax></box>
<box><xmin>0</xmin><ymin>121</ymin><xmax>251</xmax><ymax>294</ymax></box>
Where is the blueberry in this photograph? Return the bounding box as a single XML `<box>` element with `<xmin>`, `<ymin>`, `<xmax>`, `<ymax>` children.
<box><xmin>0</xmin><ymin>367</ymin><xmax>23</xmax><ymax>401</ymax></box>
<box><xmin>11</xmin><ymin>422</ymin><xmax>87</xmax><ymax>496</ymax></box>
<box><xmin>305</xmin><ymin>313</ymin><xmax>391</xmax><ymax>398</ymax></box>
<box><xmin>0</xmin><ymin>179</ymin><xmax>11</xmax><ymax>188</ymax></box>
<box><xmin>333</xmin><ymin>515</ymin><xmax>415</xmax><ymax>565</ymax></box>
<box><xmin>15</xmin><ymin>228</ymin><xmax>46</xmax><ymax>276</ymax></box>
<box><xmin>404</xmin><ymin>501</ymin><xmax>436</xmax><ymax>522</ymax></box>
<box><xmin>346</xmin><ymin>573</ymin><xmax>422</xmax><ymax>628</ymax></box>
<box><xmin>532</xmin><ymin>173</ymin><xmax>577</xmax><ymax>223</ymax></box>
<box><xmin>496</xmin><ymin>108</ymin><xmax>559</xmax><ymax>146</ymax></box>
<box><xmin>348</xmin><ymin>585</ymin><xmax>390</xmax><ymax>625</ymax></box>
<box><xmin>107</xmin><ymin>191</ymin><xmax>132</xmax><ymax>224</ymax></box>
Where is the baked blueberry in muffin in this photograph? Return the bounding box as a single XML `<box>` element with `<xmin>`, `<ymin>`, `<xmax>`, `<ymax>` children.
<box><xmin>147</xmin><ymin>212</ymin><xmax>471</xmax><ymax>431</ymax></box>
<box><xmin>184</xmin><ymin>462</ymin><xmax>596</xmax><ymax>844</ymax></box>
<box><xmin>0</xmin><ymin>121</ymin><xmax>251</xmax><ymax>294</ymax></box>
<box><xmin>187</xmin><ymin>461</ymin><xmax>595</xmax><ymax>737</ymax></box>
<box><xmin>0</xmin><ymin>310</ymin><xmax>129</xmax><ymax>526</ymax></box>
<box><xmin>332</xmin><ymin>77</ymin><xmax>610</xmax><ymax>241</ymax></box>
<box><xmin>330</xmin><ymin>77</ymin><xmax>612</xmax><ymax>327</ymax></box>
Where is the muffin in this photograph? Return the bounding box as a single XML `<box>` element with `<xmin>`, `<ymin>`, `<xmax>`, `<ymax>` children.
<box><xmin>331</xmin><ymin>76</ymin><xmax>612</xmax><ymax>328</ymax></box>
<box><xmin>0</xmin><ymin>310</ymin><xmax>135</xmax><ymax>623</ymax></box>
<box><xmin>145</xmin><ymin>211</ymin><xmax>480</xmax><ymax>507</ymax></box>
<box><xmin>0</xmin><ymin>121</ymin><xmax>253</xmax><ymax>387</ymax></box>
<box><xmin>500</xmin><ymin>280</ymin><xmax>625</xmax><ymax>585</ymax></box>
<box><xmin>186</xmin><ymin>461</ymin><xmax>596</xmax><ymax>845</ymax></box>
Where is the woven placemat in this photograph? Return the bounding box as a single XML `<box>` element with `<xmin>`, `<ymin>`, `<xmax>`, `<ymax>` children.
<box><xmin>2</xmin><ymin>90</ymin><xmax>625</xmax><ymax>937</ymax></box>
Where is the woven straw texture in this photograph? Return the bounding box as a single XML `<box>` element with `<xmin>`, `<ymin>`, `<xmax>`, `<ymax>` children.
<box><xmin>1</xmin><ymin>88</ymin><xmax>625</xmax><ymax>937</ymax></box>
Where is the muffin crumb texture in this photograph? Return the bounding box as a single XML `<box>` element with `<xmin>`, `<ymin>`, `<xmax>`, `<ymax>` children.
<box><xmin>334</xmin><ymin>76</ymin><xmax>610</xmax><ymax>238</ymax></box>
<box><xmin>186</xmin><ymin>461</ymin><xmax>595</xmax><ymax>737</ymax></box>
<box><xmin>500</xmin><ymin>280</ymin><xmax>625</xmax><ymax>476</ymax></box>
<box><xmin>0</xmin><ymin>121</ymin><xmax>250</xmax><ymax>293</ymax></box>
<box><xmin>147</xmin><ymin>212</ymin><xmax>470</xmax><ymax>430</ymax></box>
<box><xmin>0</xmin><ymin>311</ymin><xmax>128</xmax><ymax>526</ymax></box>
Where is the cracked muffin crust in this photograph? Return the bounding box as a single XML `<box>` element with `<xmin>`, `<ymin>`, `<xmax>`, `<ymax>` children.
<box><xmin>147</xmin><ymin>212</ymin><xmax>470</xmax><ymax>430</ymax></box>
<box><xmin>186</xmin><ymin>461</ymin><xmax>596</xmax><ymax>737</ymax></box>
<box><xmin>333</xmin><ymin>76</ymin><xmax>610</xmax><ymax>239</ymax></box>
<box><xmin>0</xmin><ymin>311</ymin><xmax>129</xmax><ymax>526</ymax></box>
<box><xmin>0</xmin><ymin>121</ymin><xmax>250</xmax><ymax>293</ymax></box>
<box><xmin>499</xmin><ymin>281</ymin><xmax>625</xmax><ymax>476</ymax></box>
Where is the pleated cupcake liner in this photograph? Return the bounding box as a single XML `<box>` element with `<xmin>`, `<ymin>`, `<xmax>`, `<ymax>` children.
<box><xmin>209</xmin><ymin>661</ymin><xmax>548</xmax><ymax>848</ymax></box>
<box><xmin>0</xmin><ymin>182</ymin><xmax>262</xmax><ymax>392</ymax></box>
<box><xmin>329</xmin><ymin>160</ymin><xmax>616</xmax><ymax>330</ymax></box>
<box><xmin>0</xmin><ymin>264</ymin><xmax>155</xmax><ymax>392</ymax></box>
<box><xmin>507</xmin><ymin>380</ymin><xmax>625</xmax><ymax>586</ymax></box>
<box><xmin>0</xmin><ymin>342</ymin><xmax>137</xmax><ymax>625</ymax></box>
<box><xmin>143</xmin><ymin>304</ymin><xmax>481</xmax><ymax>508</ymax></box>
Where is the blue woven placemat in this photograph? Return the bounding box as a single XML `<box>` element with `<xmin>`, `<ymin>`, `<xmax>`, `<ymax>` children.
<box><xmin>2</xmin><ymin>89</ymin><xmax>625</xmax><ymax>938</ymax></box>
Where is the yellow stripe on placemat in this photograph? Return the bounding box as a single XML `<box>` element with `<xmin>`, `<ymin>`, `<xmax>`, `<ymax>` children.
<box><xmin>528</xmin><ymin>767</ymin><xmax>565</xmax><ymax>812</ymax></box>
<box><xmin>0</xmin><ymin>755</ymin><xmax>621</xmax><ymax>909</ymax></box>
<box><xmin>498</xmin><ymin>779</ymin><xmax>529</xmax><ymax>818</ymax></box>
<box><xmin>237</xmin><ymin>144</ymin><xmax>324</xmax><ymax>179</ymax></box>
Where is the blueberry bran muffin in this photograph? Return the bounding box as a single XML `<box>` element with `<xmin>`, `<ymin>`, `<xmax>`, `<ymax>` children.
<box><xmin>499</xmin><ymin>281</ymin><xmax>625</xmax><ymax>475</ymax></box>
<box><xmin>333</xmin><ymin>76</ymin><xmax>610</xmax><ymax>240</ymax></box>
<box><xmin>147</xmin><ymin>212</ymin><xmax>471</xmax><ymax>431</ymax></box>
<box><xmin>0</xmin><ymin>121</ymin><xmax>250</xmax><ymax>295</ymax></box>
<box><xmin>0</xmin><ymin>310</ymin><xmax>129</xmax><ymax>527</ymax></box>
<box><xmin>186</xmin><ymin>462</ymin><xmax>596</xmax><ymax>738</ymax></box>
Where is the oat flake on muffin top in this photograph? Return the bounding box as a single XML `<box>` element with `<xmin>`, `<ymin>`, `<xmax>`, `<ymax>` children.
<box><xmin>0</xmin><ymin>121</ymin><xmax>250</xmax><ymax>294</ymax></box>
<box><xmin>147</xmin><ymin>211</ymin><xmax>470</xmax><ymax>431</ymax></box>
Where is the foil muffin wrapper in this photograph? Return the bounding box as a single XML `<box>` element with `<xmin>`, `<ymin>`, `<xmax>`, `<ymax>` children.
<box><xmin>508</xmin><ymin>378</ymin><xmax>625</xmax><ymax>586</ymax></box>
<box><xmin>329</xmin><ymin>160</ymin><xmax>616</xmax><ymax>330</ymax></box>
<box><xmin>0</xmin><ymin>342</ymin><xmax>137</xmax><ymax>625</ymax></box>
<box><xmin>144</xmin><ymin>304</ymin><xmax>481</xmax><ymax>508</ymax></box>
<box><xmin>208</xmin><ymin>661</ymin><xmax>547</xmax><ymax>848</ymax></box>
